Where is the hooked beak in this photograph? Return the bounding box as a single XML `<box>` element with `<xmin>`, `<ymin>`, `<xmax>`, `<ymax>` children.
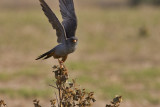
<box><xmin>73</xmin><ymin>39</ymin><xmax>77</xmax><ymax>43</ymax></box>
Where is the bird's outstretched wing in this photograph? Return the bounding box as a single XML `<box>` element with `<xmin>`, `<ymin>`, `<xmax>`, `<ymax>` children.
<box><xmin>59</xmin><ymin>0</ymin><xmax>77</xmax><ymax>38</ymax></box>
<box><xmin>39</xmin><ymin>0</ymin><xmax>66</xmax><ymax>43</ymax></box>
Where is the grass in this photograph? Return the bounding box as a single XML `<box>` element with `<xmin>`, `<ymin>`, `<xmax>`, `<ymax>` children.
<box><xmin>100</xmin><ymin>84</ymin><xmax>136</xmax><ymax>99</ymax></box>
<box><xmin>66</xmin><ymin>61</ymin><xmax>98</xmax><ymax>71</ymax></box>
<box><xmin>0</xmin><ymin>67</ymin><xmax>47</xmax><ymax>81</ymax></box>
<box><xmin>121</xmin><ymin>68</ymin><xmax>160</xmax><ymax>91</ymax></box>
<box><xmin>0</xmin><ymin>88</ymin><xmax>51</xmax><ymax>98</ymax></box>
<box><xmin>144</xmin><ymin>94</ymin><xmax>160</xmax><ymax>105</ymax></box>
<box><xmin>122</xmin><ymin>68</ymin><xmax>160</xmax><ymax>82</ymax></box>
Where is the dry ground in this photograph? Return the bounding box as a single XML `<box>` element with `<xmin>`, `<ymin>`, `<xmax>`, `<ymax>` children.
<box><xmin>0</xmin><ymin>0</ymin><xmax>160</xmax><ymax>107</ymax></box>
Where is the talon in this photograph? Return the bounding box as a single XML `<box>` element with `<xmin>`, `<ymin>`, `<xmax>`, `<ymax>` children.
<box><xmin>58</xmin><ymin>59</ymin><xmax>64</xmax><ymax>68</ymax></box>
<box><xmin>60</xmin><ymin>60</ymin><xmax>64</xmax><ymax>64</ymax></box>
<box><xmin>60</xmin><ymin>61</ymin><xmax>64</xmax><ymax>68</ymax></box>
<box><xmin>58</xmin><ymin>59</ymin><xmax>63</xmax><ymax>64</ymax></box>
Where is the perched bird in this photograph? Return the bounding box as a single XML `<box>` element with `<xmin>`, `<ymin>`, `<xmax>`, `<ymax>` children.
<box><xmin>36</xmin><ymin>0</ymin><xmax>78</xmax><ymax>63</ymax></box>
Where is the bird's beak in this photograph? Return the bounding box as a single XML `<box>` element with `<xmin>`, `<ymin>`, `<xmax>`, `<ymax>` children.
<box><xmin>73</xmin><ymin>40</ymin><xmax>77</xmax><ymax>43</ymax></box>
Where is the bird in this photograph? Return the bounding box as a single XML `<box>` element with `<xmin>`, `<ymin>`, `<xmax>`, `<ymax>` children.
<box><xmin>36</xmin><ymin>0</ymin><xmax>78</xmax><ymax>63</ymax></box>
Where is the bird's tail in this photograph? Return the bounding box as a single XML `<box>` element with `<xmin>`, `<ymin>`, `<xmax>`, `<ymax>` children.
<box><xmin>35</xmin><ymin>49</ymin><xmax>55</xmax><ymax>60</ymax></box>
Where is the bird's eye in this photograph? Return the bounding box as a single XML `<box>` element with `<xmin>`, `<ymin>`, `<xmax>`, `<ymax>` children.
<box><xmin>73</xmin><ymin>39</ymin><xmax>77</xmax><ymax>43</ymax></box>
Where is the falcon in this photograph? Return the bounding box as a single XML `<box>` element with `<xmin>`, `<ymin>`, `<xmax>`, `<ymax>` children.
<box><xmin>36</xmin><ymin>0</ymin><xmax>78</xmax><ymax>63</ymax></box>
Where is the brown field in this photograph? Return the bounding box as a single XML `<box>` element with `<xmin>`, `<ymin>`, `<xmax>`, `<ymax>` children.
<box><xmin>0</xmin><ymin>0</ymin><xmax>160</xmax><ymax>107</ymax></box>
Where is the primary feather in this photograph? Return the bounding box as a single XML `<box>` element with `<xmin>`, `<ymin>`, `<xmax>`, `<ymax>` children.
<box><xmin>59</xmin><ymin>0</ymin><xmax>77</xmax><ymax>38</ymax></box>
<box><xmin>39</xmin><ymin>0</ymin><xmax>66</xmax><ymax>43</ymax></box>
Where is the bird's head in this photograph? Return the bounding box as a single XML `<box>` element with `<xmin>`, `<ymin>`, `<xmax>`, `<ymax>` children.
<box><xmin>67</xmin><ymin>37</ymin><xmax>78</xmax><ymax>45</ymax></box>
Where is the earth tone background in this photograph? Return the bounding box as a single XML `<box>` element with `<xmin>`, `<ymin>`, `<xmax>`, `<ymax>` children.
<box><xmin>0</xmin><ymin>0</ymin><xmax>160</xmax><ymax>107</ymax></box>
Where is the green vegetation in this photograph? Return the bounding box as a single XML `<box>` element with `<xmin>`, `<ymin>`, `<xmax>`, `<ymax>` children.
<box><xmin>129</xmin><ymin>0</ymin><xmax>160</xmax><ymax>6</ymax></box>
<box><xmin>0</xmin><ymin>67</ymin><xmax>47</xmax><ymax>81</ymax></box>
<box><xmin>0</xmin><ymin>88</ymin><xmax>51</xmax><ymax>98</ymax></box>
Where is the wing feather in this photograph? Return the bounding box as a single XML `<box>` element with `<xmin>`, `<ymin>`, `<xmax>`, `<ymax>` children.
<box><xmin>39</xmin><ymin>0</ymin><xmax>66</xmax><ymax>43</ymax></box>
<box><xmin>59</xmin><ymin>0</ymin><xmax>77</xmax><ymax>38</ymax></box>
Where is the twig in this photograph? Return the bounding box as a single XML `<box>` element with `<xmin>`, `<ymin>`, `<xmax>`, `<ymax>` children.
<box><xmin>49</xmin><ymin>84</ymin><xmax>58</xmax><ymax>89</ymax></box>
<box><xmin>0</xmin><ymin>100</ymin><xmax>7</xmax><ymax>107</ymax></box>
<box><xmin>54</xmin><ymin>92</ymin><xmax>59</xmax><ymax>107</ymax></box>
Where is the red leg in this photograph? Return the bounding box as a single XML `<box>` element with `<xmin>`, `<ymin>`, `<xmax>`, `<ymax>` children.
<box><xmin>61</xmin><ymin>55</ymin><xmax>68</xmax><ymax>63</ymax></box>
<box><xmin>58</xmin><ymin>59</ymin><xmax>63</xmax><ymax>68</ymax></box>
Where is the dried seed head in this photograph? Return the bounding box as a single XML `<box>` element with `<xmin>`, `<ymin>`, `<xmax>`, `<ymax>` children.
<box><xmin>0</xmin><ymin>100</ymin><xmax>7</xmax><ymax>107</ymax></box>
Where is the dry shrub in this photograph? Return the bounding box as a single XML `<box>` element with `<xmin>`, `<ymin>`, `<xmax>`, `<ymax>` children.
<box><xmin>0</xmin><ymin>100</ymin><xmax>7</xmax><ymax>107</ymax></box>
<box><xmin>106</xmin><ymin>96</ymin><xmax>122</xmax><ymax>107</ymax></box>
<box><xmin>0</xmin><ymin>64</ymin><xmax>122</xmax><ymax>107</ymax></box>
<box><xmin>34</xmin><ymin>63</ymin><xmax>96</xmax><ymax>107</ymax></box>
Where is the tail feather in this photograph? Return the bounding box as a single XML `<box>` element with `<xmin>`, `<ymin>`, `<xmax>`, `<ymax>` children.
<box><xmin>36</xmin><ymin>49</ymin><xmax>54</xmax><ymax>60</ymax></box>
<box><xmin>43</xmin><ymin>54</ymin><xmax>52</xmax><ymax>60</ymax></box>
<box><xmin>36</xmin><ymin>52</ymin><xmax>49</xmax><ymax>60</ymax></box>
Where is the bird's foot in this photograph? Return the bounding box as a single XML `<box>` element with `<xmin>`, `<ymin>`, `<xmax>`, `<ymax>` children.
<box><xmin>58</xmin><ymin>59</ymin><xmax>64</xmax><ymax>68</ymax></box>
<box><xmin>60</xmin><ymin>60</ymin><xmax>64</xmax><ymax>64</ymax></box>
<box><xmin>57</xmin><ymin>59</ymin><xmax>67</xmax><ymax>71</ymax></box>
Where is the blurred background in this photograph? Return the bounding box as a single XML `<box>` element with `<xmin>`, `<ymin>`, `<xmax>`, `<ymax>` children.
<box><xmin>0</xmin><ymin>0</ymin><xmax>160</xmax><ymax>107</ymax></box>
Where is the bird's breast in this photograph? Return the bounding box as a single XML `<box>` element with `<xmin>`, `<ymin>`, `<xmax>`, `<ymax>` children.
<box><xmin>67</xmin><ymin>44</ymin><xmax>76</xmax><ymax>54</ymax></box>
<box><xmin>54</xmin><ymin>44</ymin><xmax>67</xmax><ymax>56</ymax></box>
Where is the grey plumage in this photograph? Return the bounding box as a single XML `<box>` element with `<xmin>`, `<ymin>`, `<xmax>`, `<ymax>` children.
<box><xmin>36</xmin><ymin>48</ymin><xmax>55</xmax><ymax>60</ymax></box>
<box><xmin>39</xmin><ymin>0</ymin><xmax>66</xmax><ymax>43</ymax></box>
<box><xmin>36</xmin><ymin>0</ymin><xmax>78</xmax><ymax>62</ymax></box>
<box><xmin>59</xmin><ymin>0</ymin><xmax>77</xmax><ymax>38</ymax></box>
